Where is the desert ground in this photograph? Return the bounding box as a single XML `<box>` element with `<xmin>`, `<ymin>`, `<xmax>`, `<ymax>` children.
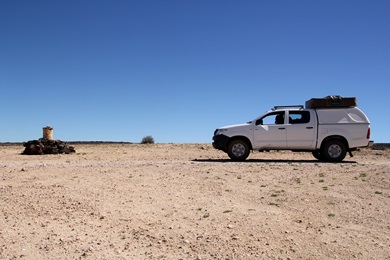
<box><xmin>0</xmin><ymin>143</ymin><xmax>389</xmax><ymax>260</ymax></box>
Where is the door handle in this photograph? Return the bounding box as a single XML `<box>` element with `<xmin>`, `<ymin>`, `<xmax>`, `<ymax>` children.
<box><xmin>306</xmin><ymin>127</ymin><xmax>313</xmax><ymax>129</ymax></box>
<box><xmin>278</xmin><ymin>128</ymin><xmax>286</xmax><ymax>130</ymax></box>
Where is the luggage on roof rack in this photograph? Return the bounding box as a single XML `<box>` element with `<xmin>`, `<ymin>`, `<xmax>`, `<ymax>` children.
<box><xmin>305</xmin><ymin>95</ymin><xmax>357</xmax><ymax>109</ymax></box>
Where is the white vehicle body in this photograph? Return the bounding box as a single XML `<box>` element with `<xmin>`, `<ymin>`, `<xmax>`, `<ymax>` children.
<box><xmin>212</xmin><ymin>105</ymin><xmax>373</xmax><ymax>162</ymax></box>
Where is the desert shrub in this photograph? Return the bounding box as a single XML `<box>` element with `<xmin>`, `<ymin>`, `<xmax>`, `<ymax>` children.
<box><xmin>141</xmin><ymin>135</ymin><xmax>155</xmax><ymax>144</ymax></box>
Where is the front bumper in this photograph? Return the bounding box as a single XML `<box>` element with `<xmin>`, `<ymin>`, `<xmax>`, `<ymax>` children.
<box><xmin>212</xmin><ymin>134</ymin><xmax>230</xmax><ymax>151</ymax></box>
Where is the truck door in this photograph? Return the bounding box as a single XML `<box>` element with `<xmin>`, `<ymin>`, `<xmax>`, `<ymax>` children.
<box><xmin>253</xmin><ymin>111</ymin><xmax>287</xmax><ymax>149</ymax></box>
<box><xmin>286</xmin><ymin>110</ymin><xmax>316</xmax><ymax>148</ymax></box>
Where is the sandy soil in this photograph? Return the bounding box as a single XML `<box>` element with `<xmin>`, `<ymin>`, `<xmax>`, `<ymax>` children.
<box><xmin>0</xmin><ymin>143</ymin><xmax>389</xmax><ymax>260</ymax></box>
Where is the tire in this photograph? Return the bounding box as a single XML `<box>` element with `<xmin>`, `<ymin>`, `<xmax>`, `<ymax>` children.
<box><xmin>312</xmin><ymin>150</ymin><xmax>324</xmax><ymax>161</ymax></box>
<box><xmin>321</xmin><ymin>140</ymin><xmax>347</xmax><ymax>162</ymax></box>
<box><xmin>227</xmin><ymin>139</ymin><xmax>250</xmax><ymax>161</ymax></box>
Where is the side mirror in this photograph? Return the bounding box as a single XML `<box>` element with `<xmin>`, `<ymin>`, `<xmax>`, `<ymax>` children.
<box><xmin>256</xmin><ymin>119</ymin><xmax>263</xmax><ymax>125</ymax></box>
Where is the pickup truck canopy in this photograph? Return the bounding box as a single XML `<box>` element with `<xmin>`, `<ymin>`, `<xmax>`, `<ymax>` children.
<box><xmin>316</xmin><ymin>108</ymin><xmax>370</xmax><ymax>124</ymax></box>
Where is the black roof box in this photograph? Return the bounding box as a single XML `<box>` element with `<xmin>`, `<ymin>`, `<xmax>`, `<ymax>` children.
<box><xmin>305</xmin><ymin>95</ymin><xmax>357</xmax><ymax>109</ymax></box>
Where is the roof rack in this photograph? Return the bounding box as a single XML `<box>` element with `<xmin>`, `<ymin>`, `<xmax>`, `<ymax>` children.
<box><xmin>273</xmin><ymin>105</ymin><xmax>304</xmax><ymax>110</ymax></box>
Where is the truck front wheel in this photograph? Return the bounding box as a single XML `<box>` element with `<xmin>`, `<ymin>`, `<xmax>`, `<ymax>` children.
<box><xmin>312</xmin><ymin>150</ymin><xmax>324</xmax><ymax>161</ymax></box>
<box><xmin>227</xmin><ymin>139</ymin><xmax>250</xmax><ymax>161</ymax></box>
<box><xmin>321</xmin><ymin>140</ymin><xmax>347</xmax><ymax>162</ymax></box>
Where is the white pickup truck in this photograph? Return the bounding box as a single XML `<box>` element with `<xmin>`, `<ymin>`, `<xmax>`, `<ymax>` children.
<box><xmin>212</xmin><ymin>102</ymin><xmax>373</xmax><ymax>162</ymax></box>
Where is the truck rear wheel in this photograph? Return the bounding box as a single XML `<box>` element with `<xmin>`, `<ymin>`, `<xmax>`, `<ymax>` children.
<box><xmin>321</xmin><ymin>140</ymin><xmax>347</xmax><ymax>162</ymax></box>
<box><xmin>227</xmin><ymin>139</ymin><xmax>250</xmax><ymax>161</ymax></box>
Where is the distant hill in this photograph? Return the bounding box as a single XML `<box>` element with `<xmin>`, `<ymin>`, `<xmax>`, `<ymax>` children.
<box><xmin>0</xmin><ymin>141</ymin><xmax>133</xmax><ymax>146</ymax></box>
<box><xmin>371</xmin><ymin>143</ymin><xmax>390</xmax><ymax>150</ymax></box>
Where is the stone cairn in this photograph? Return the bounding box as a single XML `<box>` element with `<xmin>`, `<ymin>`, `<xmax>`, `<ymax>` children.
<box><xmin>22</xmin><ymin>126</ymin><xmax>76</xmax><ymax>155</ymax></box>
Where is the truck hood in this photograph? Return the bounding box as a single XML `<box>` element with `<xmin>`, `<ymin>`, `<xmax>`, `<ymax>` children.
<box><xmin>219</xmin><ymin>123</ymin><xmax>250</xmax><ymax>129</ymax></box>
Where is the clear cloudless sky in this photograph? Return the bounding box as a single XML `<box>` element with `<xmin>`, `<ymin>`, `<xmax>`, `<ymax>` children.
<box><xmin>1</xmin><ymin>0</ymin><xmax>389</xmax><ymax>143</ymax></box>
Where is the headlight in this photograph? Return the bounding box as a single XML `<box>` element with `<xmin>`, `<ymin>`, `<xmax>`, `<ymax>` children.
<box><xmin>215</xmin><ymin>129</ymin><xmax>228</xmax><ymax>135</ymax></box>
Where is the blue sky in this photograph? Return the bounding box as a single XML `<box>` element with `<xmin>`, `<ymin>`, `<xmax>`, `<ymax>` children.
<box><xmin>1</xmin><ymin>0</ymin><xmax>389</xmax><ymax>143</ymax></box>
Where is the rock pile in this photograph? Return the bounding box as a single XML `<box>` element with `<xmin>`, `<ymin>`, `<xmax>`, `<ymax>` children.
<box><xmin>22</xmin><ymin>139</ymin><xmax>76</xmax><ymax>155</ymax></box>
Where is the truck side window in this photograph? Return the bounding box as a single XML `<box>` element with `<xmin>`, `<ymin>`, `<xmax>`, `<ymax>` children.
<box><xmin>289</xmin><ymin>111</ymin><xmax>310</xmax><ymax>124</ymax></box>
<box><xmin>258</xmin><ymin>112</ymin><xmax>285</xmax><ymax>125</ymax></box>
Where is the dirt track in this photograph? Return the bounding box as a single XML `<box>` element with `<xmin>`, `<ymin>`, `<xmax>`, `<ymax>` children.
<box><xmin>1</xmin><ymin>144</ymin><xmax>389</xmax><ymax>259</ymax></box>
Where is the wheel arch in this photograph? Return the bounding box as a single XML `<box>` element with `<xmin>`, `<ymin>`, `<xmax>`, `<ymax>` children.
<box><xmin>320</xmin><ymin>135</ymin><xmax>349</xmax><ymax>151</ymax></box>
<box><xmin>228</xmin><ymin>136</ymin><xmax>253</xmax><ymax>150</ymax></box>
